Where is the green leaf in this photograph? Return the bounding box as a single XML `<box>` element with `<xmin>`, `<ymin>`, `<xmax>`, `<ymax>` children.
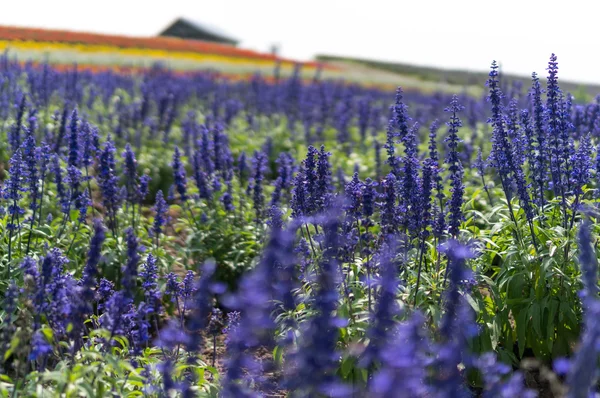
<box><xmin>530</xmin><ymin>303</ymin><xmax>542</xmax><ymax>338</ymax></box>
<box><xmin>4</xmin><ymin>335</ymin><xmax>19</xmax><ymax>361</ymax></box>
<box><xmin>77</xmin><ymin>382</ymin><xmax>96</xmax><ymax>397</ymax></box>
<box><xmin>273</xmin><ymin>345</ymin><xmax>283</xmax><ymax>366</ymax></box>
<box><xmin>41</xmin><ymin>327</ymin><xmax>54</xmax><ymax>343</ymax></box>
<box><xmin>507</xmin><ymin>275</ymin><xmax>525</xmax><ymax>301</ymax></box>
<box><xmin>480</xmin><ymin>237</ymin><xmax>500</xmax><ymax>249</ymax></box>
<box><xmin>547</xmin><ymin>299</ymin><xmax>559</xmax><ymax>341</ymax></box>
<box><xmin>340</xmin><ymin>356</ymin><xmax>354</xmax><ymax>379</ymax></box>
<box><xmin>516</xmin><ymin>309</ymin><xmax>529</xmax><ymax>359</ymax></box>
<box><xmin>465</xmin><ymin>293</ymin><xmax>480</xmax><ymax>313</ymax></box>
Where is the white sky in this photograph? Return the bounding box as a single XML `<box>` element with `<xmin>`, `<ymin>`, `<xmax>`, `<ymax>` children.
<box><xmin>0</xmin><ymin>0</ymin><xmax>597</xmax><ymax>84</ymax></box>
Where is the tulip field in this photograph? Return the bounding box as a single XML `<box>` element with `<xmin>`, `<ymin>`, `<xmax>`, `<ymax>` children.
<box><xmin>0</xmin><ymin>49</ymin><xmax>597</xmax><ymax>397</ymax></box>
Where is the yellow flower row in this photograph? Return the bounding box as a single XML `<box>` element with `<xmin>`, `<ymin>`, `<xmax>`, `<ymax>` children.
<box><xmin>0</xmin><ymin>40</ymin><xmax>301</xmax><ymax>69</ymax></box>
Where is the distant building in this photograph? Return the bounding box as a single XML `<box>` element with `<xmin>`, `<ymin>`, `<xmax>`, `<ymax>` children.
<box><xmin>159</xmin><ymin>18</ymin><xmax>239</xmax><ymax>46</ymax></box>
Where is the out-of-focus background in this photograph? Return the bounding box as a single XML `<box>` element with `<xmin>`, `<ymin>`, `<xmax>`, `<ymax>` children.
<box><xmin>0</xmin><ymin>0</ymin><xmax>597</xmax><ymax>94</ymax></box>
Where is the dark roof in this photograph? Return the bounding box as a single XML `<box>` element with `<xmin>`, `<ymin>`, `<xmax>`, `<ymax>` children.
<box><xmin>159</xmin><ymin>18</ymin><xmax>239</xmax><ymax>46</ymax></box>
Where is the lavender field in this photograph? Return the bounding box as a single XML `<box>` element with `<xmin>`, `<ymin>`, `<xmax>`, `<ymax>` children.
<box><xmin>0</xmin><ymin>53</ymin><xmax>596</xmax><ymax>397</ymax></box>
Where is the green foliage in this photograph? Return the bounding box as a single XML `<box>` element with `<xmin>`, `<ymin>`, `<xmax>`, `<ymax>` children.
<box><xmin>0</xmin><ymin>333</ymin><xmax>219</xmax><ymax>397</ymax></box>
<box><xmin>179</xmin><ymin>200</ymin><xmax>263</xmax><ymax>289</ymax></box>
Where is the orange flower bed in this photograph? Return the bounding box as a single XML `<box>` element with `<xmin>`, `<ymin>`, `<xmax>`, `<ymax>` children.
<box><xmin>0</xmin><ymin>25</ymin><xmax>336</xmax><ymax>70</ymax></box>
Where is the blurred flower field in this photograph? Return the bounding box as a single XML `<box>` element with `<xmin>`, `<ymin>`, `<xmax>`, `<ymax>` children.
<box><xmin>0</xmin><ymin>26</ymin><xmax>478</xmax><ymax>91</ymax></box>
<box><xmin>0</xmin><ymin>25</ymin><xmax>329</xmax><ymax>78</ymax></box>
